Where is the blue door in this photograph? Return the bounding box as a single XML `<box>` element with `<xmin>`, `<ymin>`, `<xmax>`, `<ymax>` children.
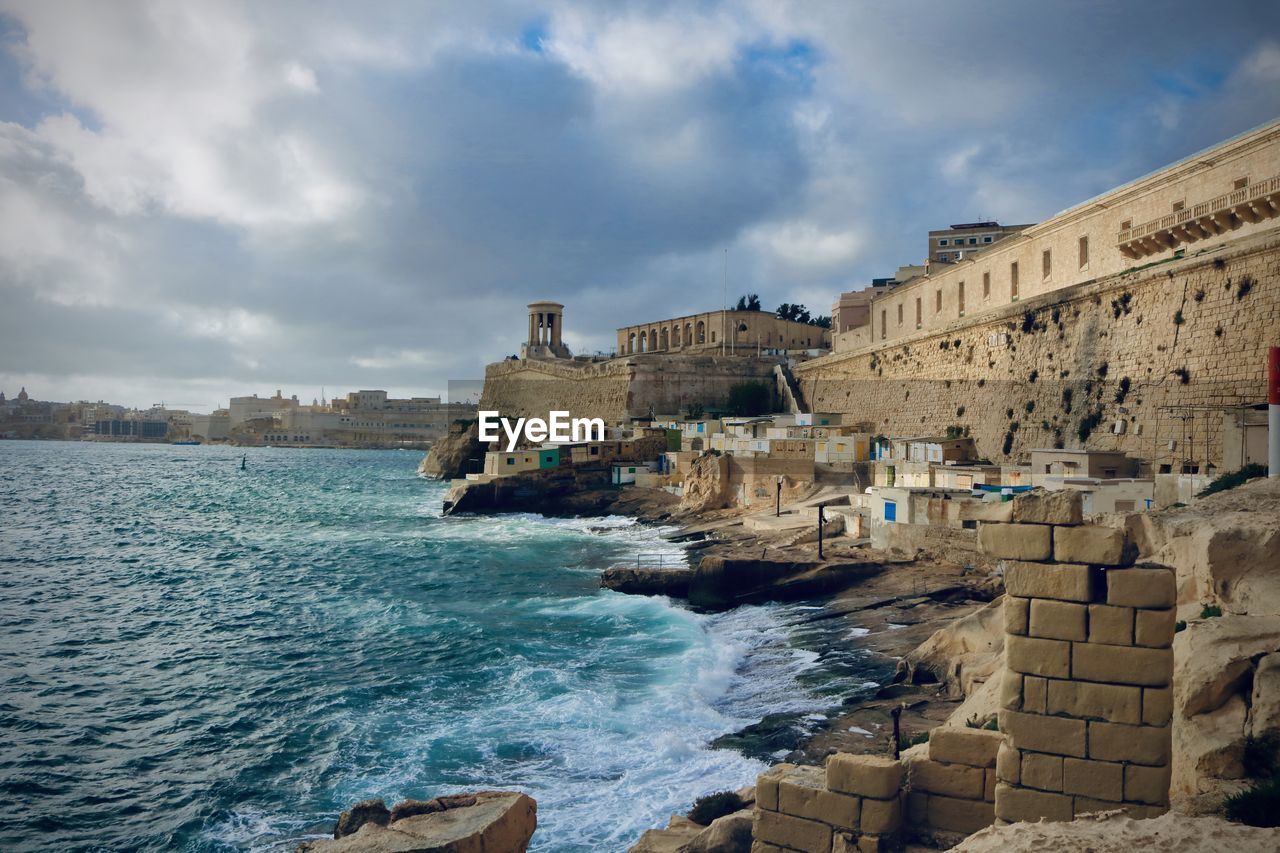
<box><xmin>884</xmin><ymin>500</ymin><xmax>897</xmax><ymax>522</ymax></box>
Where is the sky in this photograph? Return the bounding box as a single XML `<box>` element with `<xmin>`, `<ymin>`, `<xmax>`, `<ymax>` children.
<box><xmin>1</xmin><ymin>1</ymin><xmax>1278</xmax><ymax>410</ymax></box>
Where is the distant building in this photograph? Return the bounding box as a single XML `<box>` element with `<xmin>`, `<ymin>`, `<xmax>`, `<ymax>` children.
<box><xmin>616</xmin><ymin>310</ymin><xmax>830</xmax><ymax>355</ymax></box>
<box><xmin>93</xmin><ymin>419</ymin><xmax>168</xmax><ymax>440</ymax></box>
<box><xmin>929</xmin><ymin>221</ymin><xmax>1033</xmax><ymax>265</ymax></box>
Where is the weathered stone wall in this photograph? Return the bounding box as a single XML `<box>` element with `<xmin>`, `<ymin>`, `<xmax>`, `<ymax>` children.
<box><xmin>988</xmin><ymin>490</ymin><xmax>1175</xmax><ymax>823</ymax></box>
<box><xmin>754</xmin><ymin>755</ymin><xmax>903</xmax><ymax>852</ymax></box>
<box><xmin>903</xmin><ymin>728</ymin><xmax>1003</xmax><ymax>844</ymax></box>
<box><xmin>482</xmin><ymin>353</ymin><xmax>782</xmax><ymax>422</ymax></box>
<box><xmin>794</xmin><ymin>229</ymin><xmax>1280</xmax><ymax>469</ymax></box>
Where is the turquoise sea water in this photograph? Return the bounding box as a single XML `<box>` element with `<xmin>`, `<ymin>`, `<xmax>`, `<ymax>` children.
<box><xmin>0</xmin><ymin>441</ymin><xmax>889</xmax><ymax>851</ymax></box>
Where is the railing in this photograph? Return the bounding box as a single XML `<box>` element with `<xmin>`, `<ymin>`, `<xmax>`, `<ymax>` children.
<box><xmin>1116</xmin><ymin>172</ymin><xmax>1279</xmax><ymax>245</ymax></box>
<box><xmin>627</xmin><ymin>553</ymin><xmax>686</xmax><ymax>569</ymax></box>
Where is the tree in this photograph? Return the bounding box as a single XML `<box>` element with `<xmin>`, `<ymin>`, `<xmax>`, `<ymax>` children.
<box><xmin>811</xmin><ymin>314</ymin><xmax>832</xmax><ymax>329</ymax></box>
<box><xmin>735</xmin><ymin>293</ymin><xmax>762</xmax><ymax>311</ymax></box>
<box><xmin>726</xmin><ymin>381</ymin><xmax>773</xmax><ymax>416</ymax></box>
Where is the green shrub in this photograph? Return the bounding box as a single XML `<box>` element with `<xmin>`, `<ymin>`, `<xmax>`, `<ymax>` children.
<box><xmin>1224</xmin><ymin>779</ymin><xmax>1280</xmax><ymax>827</ymax></box>
<box><xmin>725</xmin><ymin>381</ymin><xmax>773</xmax><ymax>416</ymax></box>
<box><xmin>1197</xmin><ymin>464</ymin><xmax>1267</xmax><ymax>497</ymax></box>
<box><xmin>1175</xmin><ymin>620</ymin><xmax>1186</xmax><ymax>633</ymax></box>
<box><xmin>897</xmin><ymin>731</ymin><xmax>929</xmax><ymax>751</ymax></box>
<box><xmin>688</xmin><ymin>791</ymin><xmax>747</xmax><ymax>825</ymax></box>
<box><xmin>1243</xmin><ymin>732</ymin><xmax>1280</xmax><ymax>779</ymax></box>
<box><xmin>1200</xmin><ymin>604</ymin><xmax>1223</xmax><ymax>619</ymax></box>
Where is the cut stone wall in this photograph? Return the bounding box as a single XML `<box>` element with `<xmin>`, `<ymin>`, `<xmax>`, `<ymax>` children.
<box><xmin>903</xmin><ymin>727</ymin><xmax>1003</xmax><ymax>845</ymax></box>
<box><xmin>753</xmin><ymin>755</ymin><xmax>903</xmax><ymax>853</ymax></box>
<box><xmin>990</xmin><ymin>490</ymin><xmax>1174</xmax><ymax>823</ymax></box>
<box><xmin>794</xmin><ymin>229</ymin><xmax>1280</xmax><ymax>469</ymax></box>
<box><xmin>482</xmin><ymin>353</ymin><xmax>781</xmax><ymax>422</ymax></box>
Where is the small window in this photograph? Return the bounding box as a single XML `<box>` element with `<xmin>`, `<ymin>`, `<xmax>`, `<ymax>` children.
<box><xmin>1158</xmin><ymin>463</ymin><xmax>1172</xmax><ymax>474</ymax></box>
<box><xmin>915</xmin><ymin>297</ymin><xmax>922</xmax><ymax>327</ymax></box>
<box><xmin>1172</xmin><ymin>200</ymin><xmax>1184</xmax><ymax>212</ymax></box>
<box><xmin>983</xmin><ymin>235</ymin><xmax>993</xmax><ymax>244</ymax></box>
<box><xmin>897</xmin><ymin>304</ymin><xmax>903</xmax><ymax>325</ymax></box>
<box><xmin>938</xmin><ymin>238</ymin><xmax>949</xmax><ymax>246</ymax></box>
<box><xmin>1011</xmin><ymin>261</ymin><xmax>1019</xmax><ymax>298</ymax></box>
<box><xmin>935</xmin><ymin>289</ymin><xmax>942</xmax><ymax>312</ymax></box>
<box><xmin>881</xmin><ymin>309</ymin><xmax>887</xmax><ymax>339</ymax></box>
<box><xmin>1078</xmin><ymin>235</ymin><xmax>1089</xmax><ymax>269</ymax></box>
<box><xmin>1042</xmin><ymin>249</ymin><xmax>1052</xmax><ymax>279</ymax></box>
<box><xmin>1120</xmin><ymin>219</ymin><xmax>1132</xmax><ymax>231</ymax></box>
<box><xmin>968</xmin><ymin>237</ymin><xmax>977</xmax><ymax>245</ymax></box>
<box><xmin>1234</xmin><ymin>177</ymin><xmax>1248</xmax><ymax>190</ymax></box>
<box><xmin>506</xmin><ymin>457</ymin><xmax>514</xmax><ymax>465</ymax></box>
<box><xmin>938</xmin><ymin>252</ymin><xmax>948</xmax><ymax>261</ymax></box>
<box><xmin>958</xmin><ymin>281</ymin><xmax>965</xmax><ymax>314</ymax></box>
<box><xmin>982</xmin><ymin>271</ymin><xmax>990</xmax><ymax>297</ymax></box>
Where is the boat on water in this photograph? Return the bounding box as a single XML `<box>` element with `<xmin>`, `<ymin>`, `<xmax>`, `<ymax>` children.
<box><xmin>171</xmin><ymin>440</ymin><xmax>201</xmax><ymax>445</ymax></box>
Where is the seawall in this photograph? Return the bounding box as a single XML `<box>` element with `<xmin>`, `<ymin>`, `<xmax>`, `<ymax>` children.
<box><xmin>794</xmin><ymin>228</ymin><xmax>1280</xmax><ymax>470</ymax></box>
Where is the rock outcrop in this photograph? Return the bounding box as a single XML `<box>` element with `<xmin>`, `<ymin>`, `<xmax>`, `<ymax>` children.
<box><xmin>299</xmin><ymin>791</ymin><xmax>536</xmax><ymax>853</ymax></box>
<box><xmin>687</xmin><ymin>555</ymin><xmax>881</xmax><ymax>610</ymax></box>
<box><xmin>896</xmin><ymin>597</ymin><xmax>1004</xmax><ymax>701</ymax></box>
<box><xmin>679</xmin><ymin>453</ymin><xmax>733</xmax><ymax>514</ymax></box>
<box><xmin>600</xmin><ymin>567</ymin><xmax>693</xmax><ymax>597</ymax></box>
<box><xmin>418</xmin><ymin>421</ymin><xmax>483</xmax><ymax>480</ymax></box>
<box><xmin>952</xmin><ymin>808</ymin><xmax>1280</xmax><ymax>852</ymax></box>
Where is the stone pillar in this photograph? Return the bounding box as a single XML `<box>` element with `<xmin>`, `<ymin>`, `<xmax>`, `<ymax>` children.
<box><xmin>528</xmin><ymin>311</ymin><xmax>536</xmax><ymax>347</ymax></box>
<box><xmin>980</xmin><ymin>490</ymin><xmax>1174</xmax><ymax>824</ymax></box>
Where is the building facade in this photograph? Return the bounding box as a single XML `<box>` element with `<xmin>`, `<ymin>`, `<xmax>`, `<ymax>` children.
<box><xmin>928</xmin><ymin>221</ymin><xmax>1033</xmax><ymax>265</ymax></box>
<box><xmin>616</xmin><ymin>310</ymin><xmax>830</xmax><ymax>355</ymax></box>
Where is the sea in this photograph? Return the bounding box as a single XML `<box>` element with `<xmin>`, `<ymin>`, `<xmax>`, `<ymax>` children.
<box><xmin>0</xmin><ymin>441</ymin><xmax>891</xmax><ymax>852</ymax></box>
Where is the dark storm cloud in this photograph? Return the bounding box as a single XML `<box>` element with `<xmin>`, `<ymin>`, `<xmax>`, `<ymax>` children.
<box><xmin>0</xmin><ymin>0</ymin><xmax>1277</xmax><ymax>407</ymax></box>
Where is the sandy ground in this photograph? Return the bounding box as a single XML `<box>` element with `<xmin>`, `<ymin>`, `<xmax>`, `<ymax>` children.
<box><xmin>954</xmin><ymin>809</ymin><xmax>1280</xmax><ymax>852</ymax></box>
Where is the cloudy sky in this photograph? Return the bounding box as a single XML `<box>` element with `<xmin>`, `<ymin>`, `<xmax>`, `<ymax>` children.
<box><xmin>1</xmin><ymin>1</ymin><xmax>1277</xmax><ymax>410</ymax></box>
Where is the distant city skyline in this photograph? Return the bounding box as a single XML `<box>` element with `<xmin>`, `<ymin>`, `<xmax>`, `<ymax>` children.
<box><xmin>2</xmin><ymin>1</ymin><xmax>1279</xmax><ymax>408</ymax></box>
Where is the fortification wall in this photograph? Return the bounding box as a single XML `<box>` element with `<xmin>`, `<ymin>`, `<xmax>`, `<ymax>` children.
<box><xmin>794</xmin><ymin>229</ymin><xmax>1280</xmax><ymax>469</ymax></box>
<box><xmin>481</xmin><ymin>354</ymin><xmax>781</xmax><ymax>422</ymax></box>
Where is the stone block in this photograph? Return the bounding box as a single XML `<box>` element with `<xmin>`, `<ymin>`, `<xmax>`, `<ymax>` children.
<box><xmin>993</xmin><ymin>783</ymin><xmax>1074</xmax><ymax>823</ymax></box>
<box><xmin>979</xmin><ymin>523</ymin><xmax>1052</xmax><ymax>561</ymax></box>
<box><xmin>1071</xmin><ymin>796</ymin><xmax>1124</xmax><ymax>818</ymax></box>
<box><xmin>1046</xmin><ymin>680</ymin><xmax>1142</xmax><ymax>725</ymax></box>
<box><xmin>1143</xmin><ymin>687</ymin><xmax>1172</xmax><ymax>727</ymax></box>
<box><xmin>1072</xmin><ymin>643</ymin><xmax>1172</xmax><ymax>687</ymax></box>
<box><xmin>984</xmin><ymin>769</ymin><xmax>997</xmax><ymax>801</ymax></box>
<box><xmin>1004</xmin><ymin>595</ymin><xmax>1029</xmax><ymax>635</ymax></box>
<box><xmin>1053</xmin><ymin>525</ymin><xmax>1130</xmax><ymax>566</ymax></box>
<box><xmin>1087</xmin><ymin>604</ymin><xmax>1133</xmax><ymax>646</ymax></box>
<box><xmin>753</xmin><ymin>809</ymin><xmax>832</xmax><ymax>852</ymax></box>
<box><xmin>1011</xmin><ymin>489</ymin><xmax>1083</xmax><ymax>525</ymax></box>
<box><xmin>910</xmin><ymin>759</ymin><xmax>985</xmax><ymax>800</ymax></box>
<box><xmin>859</xmin><ymin>794</ymin><xmax>902</xmax><ymax>835</ymax></box>
<box><xmin>996</xmin><ymin>743</ymin><xmax>1020</xmax><ymax>785</ymax></box>
<box><xmin>1105</xmin><ymin>567</ymin><xmax>1176</xmax><ymax>609</ymax></box>
<box><xmin>779</xmin><ymin>771</ymin><xmax>860</xmax><ymax>831</ymax></box>
<box><xmin>750</xmin><ymin>843</ymin><xmax>787</xmax><ymax>853</ymax></box>
<box><xmin>1006</xmin><ymin>635</ymin><xmax>1070</xmax><ymax>679</ymax></box>
<box><xmin>1124</xmin><ymin>764</ymin><xmax>1172</xmax><ymax>805</ymax></box>
<box><xmin>962</xmin><ymin>500</ymin><xmax>1014</xmax><ymax>523</ymax></box>
<box><xmin>927</xmin><ymin>795</ymin><xmax>996</xmax><ymax>834</ymax></box>
<box><xmin>1062</xmin><ymin>757</ymin><xmax>1123</xmax><ymax>801</ymax></box>
<box><xmin>1088</xmin><ymin>720</ymin><xmax>1171</xmax><ymax>766</ymax></box>
<box><xmin>1004</xmin><ymin>560</ymin><xmax>1095</xmax><ymax>602</ymax></box>
<box><xmin>756</xmin><ymin>764</ymin><xmax>794</xmax><ymax>811</ymax></box>
<box><xmin>1020</xmin><ymin>752</ymin><xmax>1064</xmax><ymax>792</ymax></box>
<box><xmin>1023</xmin><ymin>676</ymin><xmax>1047</xmax><ymax>714</ymax></box>
<box><xmin>1029</xmin><ymin>599</ymin><xmax>1087</xmax><ymax>641</ymax></box>
<box><xmin>1134</xmin><ymin>608</ymin><xmax>1176</xmax><ymax>648</ymax></box>
<box><xmin>928</xmin><ymin>727</ymin><xmax>1004</xmax><ymax>768</ymax></box>
<box><xmin>999</xmin><ymin>710</ymin><xmax>1086</xmax><ymax>757</ymax></box>
<box><xmin>1000</xmin><ymin>671</ymin><xmax>1023</xmax><ymax>711</ymax></box>
<box><xmin>827</xmin><ymin>754</ymin><xmax>902</xmax><ymax>800</ymax></box>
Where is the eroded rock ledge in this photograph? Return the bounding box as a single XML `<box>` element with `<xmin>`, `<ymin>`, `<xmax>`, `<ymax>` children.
<box><xmin>299</xmin><ymin>791</ymin><xmax>536</xmax><ymax>853</ymax></box>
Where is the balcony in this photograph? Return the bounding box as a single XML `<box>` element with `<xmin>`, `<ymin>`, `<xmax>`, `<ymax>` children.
<box><xmin>1116</xmin><ymin>174</ymin><xmax>1280</xmax><ymax>259</ymax></box>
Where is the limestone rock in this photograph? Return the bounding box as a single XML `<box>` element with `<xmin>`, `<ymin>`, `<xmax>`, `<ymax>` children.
<box><xmin>1248</xmin><ymin>652</ymin><xmax>1280</xmax><ymax>737</ymax></box>
<box><xmin>1173</xmin><ymin>694</ymin><xmax>1248</xmax><ymax>799</ymax></box>
<box><xmin>684</xmin><ymin>808</ymin><xmax>753</xmax><ymax>853</ymax></box>
<box><xmin>418</xmin><ymin>422</ymin><xmax>482</xmax><ymax>480</ymax></box>
<box><xmin>334</xmin><ymin>799</ymin><xmax>390</xmax><ymax>839</ymax></box>
<box><xmin>679</xmin><ymin>453</ymin><xmax>733</xmax><ymax>513</ymax></box>
<box><xmin>952</xmin><ymin>808</ymin><xmax>1280</xmax><ymax>853</ymax></box>
<box><xmin>301</xmin><ymin>791</ymin><xmax>536</xmax><ymax>853</ymax></box>
<box><xmin>1125</xmin><ymin>476</ymin><xmax>1280</xmax><ymax>614</ymax></box>
<box><xmin>897</xmin><ymin>597</ymin><xmax>1004</xmax><ymax>698</ymax></box>
<box><xmin>1172</xmin><ymin>615</ymin><xmax>1280</xmax><ymax>717</ymax></box>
